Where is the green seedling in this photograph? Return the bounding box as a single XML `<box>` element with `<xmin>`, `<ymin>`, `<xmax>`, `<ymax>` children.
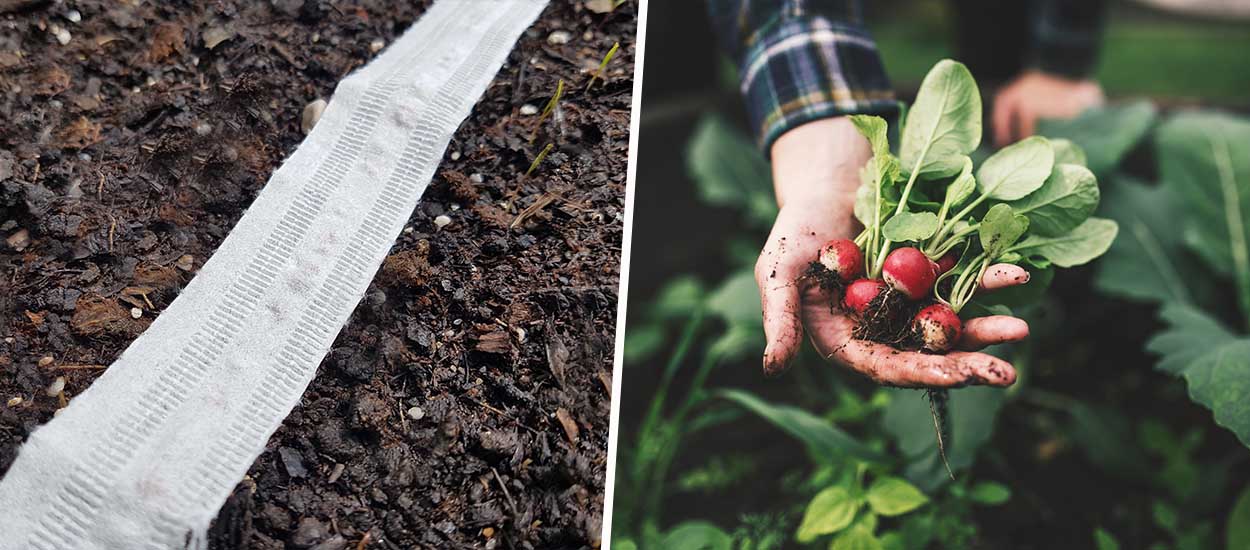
<box><xmin>586</xmin><ymin>42</ymin><xmax>620</xmax><ymax>92</ymax></box>
<box><xmin>529</xmin><ymin>78</ymin><xmax>564</xmax><ymax>144</ymax></box>
<box><xmin>525</xmin><ymin>143</ymin><xmax>554</xmax><ymax>176</ymax></box>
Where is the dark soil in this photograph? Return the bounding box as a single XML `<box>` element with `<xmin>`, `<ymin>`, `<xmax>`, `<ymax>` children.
<box><xmin>850</xmin><ymin>285</ymin><xmax>923</xmax><ymax>350</ymax></box>
<box><xmin>0</xmin><ymin>1</ymin><xmax>633</xmax><ymax>548</ymax></box>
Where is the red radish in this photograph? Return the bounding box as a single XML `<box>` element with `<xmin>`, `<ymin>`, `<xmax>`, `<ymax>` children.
<box><xmin>935</xmin><ymin>252</ymin><xmax>958</xmax><ymax>276</ymax></box>
<box><xmin>818</xmin><ymin>239</ymin><xmax>863</xmax><ymax>281</ymax></box>
<box><xmin>913</xmin><ymin>303</ymin><xmax>962</xmax><ymax>352</ymax></box>
<box><xmin>842</xmin><ymin>279</ymin><xmax>885</xmax><ymax>315</ymax></box>
<box><xmin>882</xmin><ymin>247</ymin><xmax>937</xmax><ymax>300</ymax></box>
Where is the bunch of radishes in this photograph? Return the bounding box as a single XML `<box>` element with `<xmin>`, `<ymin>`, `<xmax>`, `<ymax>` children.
<box><xmin>813</xmin><ymin>59</ymin><xmax>1119</xmax><ymax>355</ymax></box>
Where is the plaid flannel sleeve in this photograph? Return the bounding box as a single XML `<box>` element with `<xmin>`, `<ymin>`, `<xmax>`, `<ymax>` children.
<box><xmin>707</xmin><ymin>0</ymin><xmax>898</xmax><ymax>152</ymax></box>
<box><xmin>1029</xmin><ymin>0</ymin><xmax>1108</xmax><ymax>79</ymax></box>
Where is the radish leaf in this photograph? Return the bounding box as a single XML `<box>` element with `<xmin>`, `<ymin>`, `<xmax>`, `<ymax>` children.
<box><xmin>1050</xmin><ymin>138</ymin><xmax>1087</xmax><ymax>167</ymax></box>
<box><xmin>975</xmin><ymin>136</ymin><xmax>1054</xmax><ymax>201</ymax></box>
<box><xmin>900</xmin><ymin>59</ymin><xmax>982</xmax><ymax>180</ymax></box>
<box><xmin>978</xmin><ymin>204</ymin><xmax>1029</xmax><ymax>259</ymax></box>
<box><xmin>944</xmin><ymin>158</ymin><xmax>977</xmax><ymax>209</ymax></box>
<box><xmin>1008</xmin><ymin>163</ymin><xmax>1100</xmax><ymax>236</ymax></box>
<box><xmin>882</xmin><ymin>212</ymin><xmax>939</xmax><ymax>242</ymax></box>
<box><xmin>1011</xmin><ymin>217</ymin><xmax>1118</xmax><ymax>267</ymax></box>
<box><xmin>851</xmin><ymin>114</ymin><xmax>892</xmax><ymax>159</ymax></box>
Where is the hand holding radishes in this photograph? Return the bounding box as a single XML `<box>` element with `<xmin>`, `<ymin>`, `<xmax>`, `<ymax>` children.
<box><xmin>813</xmin><ymin>59</ymin><xmax>1117</xmax><ymax>360</ymax></box>
<box><xmin>803</xmin><ymin>60</ymin><xmax>1117</xmax><ymax>478</ymax></box>
<box><xmin>757</xmin><ymin>117</ymin><xmax>1032</xmax><ymax>389</ymax></box>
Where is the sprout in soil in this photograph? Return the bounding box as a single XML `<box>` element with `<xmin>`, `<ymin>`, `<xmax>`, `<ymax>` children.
<box><xmin>529</xmin><ymin>78</ymin><xmax>564</xmax><ymax>144</ymax></box>
<box><xmin>525</xmin><ymin>143</ymin><xmax>554</xmax><ymax>176</ymax></box>
<box><xmin>585</xmin><ymin>41</ymin><xmax>620</xmax><ymax>91</ymax></box>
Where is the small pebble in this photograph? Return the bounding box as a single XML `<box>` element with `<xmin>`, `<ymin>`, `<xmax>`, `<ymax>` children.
<box><xmin>327</xmin><ymin>463</ymin><xmax>345</xmax><ymax>484</ymax></box>
<box><xmin>402</xmin><ymin>226</ymin><xmax>413</xmax><ymax>234</ymax></box>
<box><xmin>66</xmin><ymin>10</ymin><xmax>81</xmax><ymax>23</ymax></box>
<box><xmin>38</xmin><ymin>356</ymin><xmax>54</xmax><ymax>367</ymax></box>
<box><xmin>130</xmin><ymin>307</ymin><xmax>143</xmax><ymax>319</ymax></box>
<box><xmin>407</xmin><ymin>406</ymin><xmax>425</xmax><ymax>420</ymax></box>
<box><xmin>46</xmin><ymin>376</ymin><xmax>65</xmax><ymax>397</ymax></box>
<box><xmin>582</xmin><ymin>31</ymin><xmax>594</xmax><ymax>41</ymax></box>
<box><xmin>433</xmin><ymin>215</ymin><xmax>451</xmax><ymax>229</ymax></box>
<box><xmin>194</xmin><ymin>122</ymin><xmax>212</xmax><ymax>136</ymax></box>
<box><xmin>52</xmin><ymin>25</ymin><xmax>71</xmax><ymax>45</ymax></box>
<box><xmin>3</xmin><ymin>337</ymin><xmax>14</xmax><ymax>344</ymax></box>
<box><xmin>301</xmin><ymin>99</ymin><xmax>327</xmax><ymax>134</ymax></box>
<box><xmin>449</xmin><ymin>151</ymin><xmax>461</xmax><ymax>160</ymax></box>
<box><xmin>202</xmin><ymin>26</ymin><xmax>233</xmax><ymax>49</ymax></box>
<box><xmin>369</xmin><ymin>38</ymin><xmax>385</xmax><ymax>53</ymax></box>
<box><xmin>519</xmin><ymin>104</ymin><xmax>539</xmax><ymax>115</ymax></box>
<box><xmin>547</xmin><ymin>30</ymin><xmax>572</xmax><ymax>45</ymax></box>
<box><xmin>6</xmin><ymin>229</ymin><xmax>30</xmax><ymax>252</ymax></box>
<box><xmin>469</xmin><ymin>173</ymin><xmax>483</xmax><ymax>183</ymax></box>
<box><xmin>7</xmin><ymin>396</ymin><xmax>22</xmax><ymax>407</ymax></box>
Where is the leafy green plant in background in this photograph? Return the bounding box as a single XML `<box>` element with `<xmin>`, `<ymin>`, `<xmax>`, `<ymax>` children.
<box><xmin>1038</xmin><ymin>101</ymin><xmax>1250</xmax><ymax>550</ymax></box>
<box><xmin>1048</xmin><ymin>105</ymin><xmax>1250</xmax><ymax>449</ymax></box>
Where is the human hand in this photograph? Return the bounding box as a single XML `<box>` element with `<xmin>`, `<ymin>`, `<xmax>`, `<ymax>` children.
<box><xmin>992</xmin><ymin>70</ymin><xmax>1104</xmax><ymax>147</ymax></box>
<box><xmin>758</xmin><ymin>118</ymin><xmax>1028</xmax><ymax>388</ymax></box>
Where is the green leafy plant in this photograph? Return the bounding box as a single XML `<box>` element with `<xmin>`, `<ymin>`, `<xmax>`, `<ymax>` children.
<box><xmin>813</xmin><ymin>59</ymin><xmax>1118</xmax><ymax>474</ymax></box>
<box><xmin>1080</xmin><ymin>109</ymin><xmax>1250</xmax><ymax>448</ymax></box>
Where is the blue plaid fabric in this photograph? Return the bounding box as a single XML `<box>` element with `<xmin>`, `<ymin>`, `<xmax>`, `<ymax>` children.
<box><xmin>707</xmin><ymin>0</ymin><xmax>897</xmax><ymax>152</ymax></box>
<box><xmin>708</xmin><ymin>0</ymin><xmax>1106</xmax><ymax>153</ymax></box>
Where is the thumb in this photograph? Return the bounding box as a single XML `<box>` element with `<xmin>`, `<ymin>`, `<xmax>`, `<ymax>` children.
<box><xmin>756</xmin><ymin>257</ymin><xmax>803</xmax><ymax>376</ymax></box>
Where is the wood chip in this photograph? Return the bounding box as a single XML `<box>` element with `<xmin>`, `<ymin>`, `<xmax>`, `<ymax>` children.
<box><xmin>545</xmin><ymin>322</ymin><xmax>569</xmax><ymax>387</ymax></box>
<box><xmin>474</xmin><ymin>330</ymin><xmax>511</xmax><ymax>354</ymax></box>
<box><xmin>555</xmin><ymin>407</ymin><xmax>579</xmax><ymax>445</ymax></box>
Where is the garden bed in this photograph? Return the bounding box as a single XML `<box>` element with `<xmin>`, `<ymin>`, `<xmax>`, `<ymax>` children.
<box><xmin>0</xmin><ymin>1</ymin><xmax>632</xmax><ymax>547</ymax></box>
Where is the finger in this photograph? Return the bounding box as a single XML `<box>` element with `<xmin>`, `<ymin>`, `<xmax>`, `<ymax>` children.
<box><xmin>992</xmin><ymin>92</ymin><xmax>1014</xmax><ymax>148</ymax></box>
<box><xmin>833</xmin><ymin>336</ymin><xmax>1017</xmax><ymax>388</ymax></box>
<box><xmin>980</xmin><ymin>263</ymin><xmax>1030</xmax><ymax>291</ymax></box>
<box><xmin>1016</xmin><ymin>104</ymin><xmax>1037</xmax><ymax>140</ymax></box>
<box><xmin>756</xmin><ymin>256</ymin><xmax>803</xmax><ymax>377</ymax></box>
<box><xmin>957</xmin><ymin>316</ymin><xmax>1029</xmax><ymax>351</ymax></box>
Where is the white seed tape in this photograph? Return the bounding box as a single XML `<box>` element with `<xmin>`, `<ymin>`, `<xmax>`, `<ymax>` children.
<box><xmin>0</xmin><ymin>1</ymin><xmax>548</xmax><ymax>548</ymax></box>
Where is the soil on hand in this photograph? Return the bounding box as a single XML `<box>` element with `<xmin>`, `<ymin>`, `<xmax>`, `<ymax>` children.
<box><xmin>849</xmin><ymin>286</ymin><xmax>924</xmax><ymax>350</ymax></box>
<box><xmin>0</xmin><ymin>1</ymin><xmax>633</xmax><ymax>548</ymax></box>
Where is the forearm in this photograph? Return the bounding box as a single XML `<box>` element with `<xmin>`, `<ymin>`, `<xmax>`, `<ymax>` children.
<box><xmin>769</xmin><ymin>117</ymin><xmax>870</xmax><ymax>215</ymax></box>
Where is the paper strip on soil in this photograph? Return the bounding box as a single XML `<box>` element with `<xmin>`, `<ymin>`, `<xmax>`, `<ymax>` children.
<box><xmin>0</xmin><ymin>1</ymin><xmax>548</xmax><ymax>548</ymax></box>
